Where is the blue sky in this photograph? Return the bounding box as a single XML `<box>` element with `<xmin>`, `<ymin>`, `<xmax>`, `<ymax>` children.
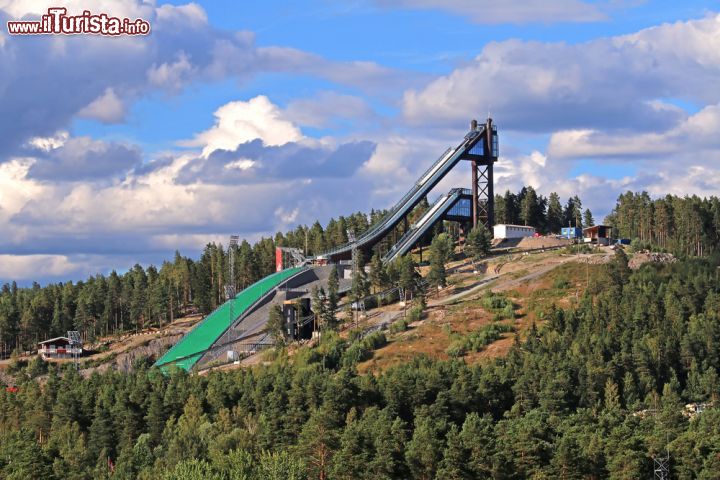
<box><xmin>2</xmin><ymin>0</ymin><xmax>720</xmax><ymax>284</ymax></box>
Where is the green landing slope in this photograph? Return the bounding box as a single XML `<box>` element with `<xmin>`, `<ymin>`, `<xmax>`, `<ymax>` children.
<box><xmin>154</xmin><ymin>267</ymin><xmax>304</xmax><ymax>371</ymax></box>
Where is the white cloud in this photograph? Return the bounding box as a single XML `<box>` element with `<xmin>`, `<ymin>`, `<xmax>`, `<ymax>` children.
<box><xmin>149</xmin><ymin>233</ymin><xmax>229</xmax><ymax>251</ymax></box>
<box><xmin>27</xmin><ymin>136</ymin><xmax>142</xmax><ymax>181</ymax></box>
<box><xmin>375</xmin><ymin>0</ymin><xmax>606</xmax><ymax>24</ymax></box>
<box><xmin>0</xmin><ymin>254</ymin><xmax>81</xmax><ymax>279</ymax></box>
<box><xmin>147</xmin><ymin>52</ymin><xmax>197</xmax><ymax>92</ymax></box>
<box><xmin>0</xmin><ymin>0</ymin><xmax>410</xmax><ymax>161</ymax></box>
<box><xmin>27</xmin><ymin>131</ymin><xmax>69</xmax><ymax>152</ymax></box>
<box><xmin>155</xmin><ymin>2</ymin><xmax>208</xmax><ymax>28</ymax></box>
<box><xmin>0</xmin><ymin>107</ymin><xmax>377</xmax><ymax>282</ymax></box>
<box><xmin>4</xmin><ymin>5</ymin><xmax>720</xmax><ymax>284</ymax></box>
<box><xmin>0</xmin><ymin>0</ymin><xmax>154</xmax><ymax>19</ymax></box>
<box><xmin>255</xmin><ymin>46</ymin><xmax>426</xmax><ymax>96</ymax></box>
<box><xmin>275</xmin><ymin>206</ymin><xmax>299</xmax><ymax>225</ymax></box>
<box><xmin>402</xmin><ymin>14</ymin><xmax>720</xmax><ymax>132</ymax></box>
<box><xmin>0</xmin><ymin>158</ymin><xmax>45</xmax><ymax>221</ymax></box>
<box><xmin>77</xmin><ymin>88</ymin><xmax>126</xmax><ymax>124</ymax></box>
<box><xmin>224</xmin><ymin>159</ymin><xmax>256</xmax><ymax>171</ymax></box>
<box><xmin>285</xmin><ymin>91</ymin><xmax>375</xmax><ymax>128</ymax></box>
<box><xmin>184</xmin><ymin>96</ymin><xmax>303</xmax><ymax>157</ymax></box>
<box><xmin>548</xmin><ymin>102</ymin><xmax>720</xmax><ymax>159</ymax></box>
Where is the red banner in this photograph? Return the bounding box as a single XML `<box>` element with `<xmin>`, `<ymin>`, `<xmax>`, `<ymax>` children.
<box><xmin>275</xmin><ymin>247</ymin><xmax>283</xmax><ymax>272</ymax></box>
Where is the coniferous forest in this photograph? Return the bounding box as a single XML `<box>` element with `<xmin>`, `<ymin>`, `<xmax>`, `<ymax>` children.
<box><xmin>0</xmin><ymin>191</ymin><xmax>719</xmax><ymax>478</ymax></box>
<box><xmin>2</xmin><ymin>248</ymin><xmax>720</xmax><ymax>478</ymax></box>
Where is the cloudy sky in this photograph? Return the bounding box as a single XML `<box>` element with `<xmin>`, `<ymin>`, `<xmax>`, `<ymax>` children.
<box><xmin>1</xmin><ymin>0</ymin><xmax>719</xmax><ymax>284</ymax></box>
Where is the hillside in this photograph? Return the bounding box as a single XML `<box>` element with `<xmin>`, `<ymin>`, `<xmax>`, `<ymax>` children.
<box><xmin>356</xmin><ymin>249</ymin><xmax>609</xmax><ymax>373</ymax></box>
<box><xmin>3</xmin><ymin>246</ymin><xmax>720</xmax><ymax>479</ymax></box>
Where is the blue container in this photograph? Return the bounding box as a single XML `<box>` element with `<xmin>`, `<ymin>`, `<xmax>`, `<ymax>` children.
<box><xmin>561</xmin><ymin>227</ymin><xmax>582</xmax><ymax>239</ymax></box>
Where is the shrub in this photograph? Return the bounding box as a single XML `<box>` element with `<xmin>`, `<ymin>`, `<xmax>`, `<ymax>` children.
<box><xmin>482</xmin><ymin>293</ymin><xmax>511</xmax><ymax>310</ymax></box>
<box><xmin>26</xmin><ymin>356</ymin><xmax>48</xmax><ymax>378</ymax></box>
<box><xmin>446</xmin><ymin>342</ymin><xmax>466</xmax><ymax>358</ymax></box>
<box><xmin>564</xmin><ymin>244</ymin><xmax>592</xmax><ymax>254</ymax></box>
<box><xmin>501</xmin><ymin>304</ymin><xmax>516</xmax><ymax>320</ymax></box>
<box><xmin>449</xmin><ymin>323</ymin><xmax>515</xmax><ymax>357</ymax></box>
<box><xmin>362</xmin><ymin>332</ymin><xmax>387</xmax><ymax>350</ymax></box>
<box><xmin>406</xmin><ymin>304</ymin><xmax>424</xmax><ymax>322</ymax></box>
<box><xmin>342</xmin><ymin>343</ymin><xmax>369</xmax><ymax>367</ymax></box>
<box><xmin>7</xmin><ymin>357</ymin><xmax>28</xmax><ymax>375</ymax></box>
<box><xmin>630</xmin><ymin>238</ymin><xmax>654</xmax><ymax>253</ymax></box>
<box><xmin>347</xmin><ymin>328</ymin><xmax>363</xmax><ymax>343</ymax></box>
<box><xmin>389</xmin><ymin>318</ymin><xmax>409</xmax><ymax>334</ymax></box>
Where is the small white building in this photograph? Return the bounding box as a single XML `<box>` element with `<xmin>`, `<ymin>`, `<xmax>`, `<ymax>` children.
<box><xmin>493</xmin><ymin>224</ymin><xmax>536</xmax><ymax>239</ymax></box>
<box><xmin>38</xmin><ymin>336</ymin><xmax>83</xmax><ymax>360</ymax></box>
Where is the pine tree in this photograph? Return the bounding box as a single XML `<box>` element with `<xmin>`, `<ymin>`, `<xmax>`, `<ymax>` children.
<box><xmin>351</xmin><ymin>255</ymin><xmax>370</xmax><ymax>324</ymax></box>
<box><xmin>369</xmin><ymin>253</ymin><xmax>388</xmax><ymax>294</ymax></box>
<box><xmin>546</xmin><ymin>192</ymin><xmax>564</xmax><ymax>234</ymax></box>
<box><xmin>464</xmin><ymin>224</ymin><xmax>491</xmax><ymax>269</ymax></box>
<box><xmin>563</xmin><ymin>196</ymin><xmax>583</xmax><ymax>228</ymax></box>
<box><xmin>436</xmin><ymin>425</ymin><xmax>470</xmax><ymax>479</ymax></box>
<box><xmin>428</xmin><ymin>233</ymin><xmax>454</xmax><ymax>289</ymax></box>
<box><xmin>519</xmin><ymin>186</ymin><xmax>539</xmax><ymax>227</ymax></box>
<box><xmin>398</xmin><ymin>256</ymin><xmax>419</xmax><ymax>302</ymax></box>
<box><xmin>502</xmin><ymin>190</ymin><xmax>518</xmax><ymax>224</ymax></box>
<box><xmin>311</xmin><ymin>286</ymin><xmax>326</xmax><ymax>334</ymax></box>
<box><xmin>322</xmin><ymin>267</ymin><xmax>339</xmax><ymax>331</ymax></box>
<box><xmin>296</xmin><ymin>407</ymin><xmax>340</xmax><ymax>480</ymax></box>
<box><xmin>267</xmin><ymin>305</ymin><xmax>286</xmax><ymax>345</ymax></box>
<box><xmin>405</xmin><ymin>408</ymin><xmax>447</xmax><ymax>480</ymax></box>
<box><xmin>88</xmin><ymin>394</ymin><xmax>116</xmax><ymax>462</ymax></box>
<box><xmin>163</xmin><ymin>395</ymin><xmax>210</xmax><ymax>467</ymax></box>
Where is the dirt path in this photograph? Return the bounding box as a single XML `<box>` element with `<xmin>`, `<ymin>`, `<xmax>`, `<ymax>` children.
<box><xmin>431</xmin><ymin>249</ymin><xmax>614</xmax><ymax>306</ymax></box>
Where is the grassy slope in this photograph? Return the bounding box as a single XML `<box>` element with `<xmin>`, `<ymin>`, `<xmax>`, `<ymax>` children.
<box><xmin>357</xmin><ymin>250</ymin><xmax>609</xmax><ymax>374</ymax></box>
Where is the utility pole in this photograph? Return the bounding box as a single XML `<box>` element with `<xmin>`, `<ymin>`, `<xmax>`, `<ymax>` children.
<box><xmin>226</xmin><ymin>235</ymin><xmax>239</xmax><ymax>336</ymax></box>
<box><xmin>586</xmin><ymin>257</ymin><xmax>590</xmax><ymax>292</ymax></box>
<box><xmin>225</xmin><ymin>235</ymin><xmax>239</xmax><ymax>301</ymax></box>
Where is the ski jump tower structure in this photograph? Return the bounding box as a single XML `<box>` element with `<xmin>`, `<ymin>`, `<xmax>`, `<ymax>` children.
<box><xmin>470</xmin><ymin>118</ymin><xmax>498</xmax><ymax>230</ymax></box>
<box><xmin>317</xmin><ymin>117</ymin><xmax>498</xmax><ymax>264</ymax></box>
<box><xmin>155</xmin><ymin>118</ymin><xmax>498</xmax><ymax>371</ymax></box>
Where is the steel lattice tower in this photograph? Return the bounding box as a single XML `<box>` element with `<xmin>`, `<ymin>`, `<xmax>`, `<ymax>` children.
<box><xmin>465</xmin><ymin>118</ymin><xmax>498</xmax><ymax>230</ymax></box>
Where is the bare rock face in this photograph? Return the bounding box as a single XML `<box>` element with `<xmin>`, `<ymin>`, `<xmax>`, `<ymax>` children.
<box><xmin>89</xmin><ymin>333</ymin><xmax>183</xmax><ymax>374</ymax></box>
<box><xmin>629</xmin><ymin>251</ymin><xmax>678</xmax><ymax>270</ymax></box>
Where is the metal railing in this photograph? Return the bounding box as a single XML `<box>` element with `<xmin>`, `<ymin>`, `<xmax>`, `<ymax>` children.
<box><xmin>383</xmin><ymin>189</ymin><xmax>464</xmax><ymax>262</ymax></box>
<box><xmin>208</xmin><ymin>266</ymin><xmax>310</xmax><ymax>356</ymax></box>
<box><xmin>316</xmin><ymin>127</ymin><xmax>483</xmax><ymax>259</ymax></box>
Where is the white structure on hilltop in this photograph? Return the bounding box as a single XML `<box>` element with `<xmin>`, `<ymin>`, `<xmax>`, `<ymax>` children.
<box><xmin>493</xmin><ymin>224</ymin><xmax>536</xmax><ymax>239</ymax></box>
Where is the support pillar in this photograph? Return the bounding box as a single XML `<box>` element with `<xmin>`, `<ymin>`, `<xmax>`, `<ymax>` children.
<box><xmin>471</xmin><ymin>159</ymin><xmax>479</xmax><ymax>229</ymax></box>
<box><xmin>469</xmin><ymin>117</ymin><xmax>496</xmax><ymax>231</ymax></box>
<box><xmin>485</xmin><ymin>117</ymin><xmax>495</xmax><ymax>228</ymax></box>
<box><xmin>470</xmin><ymin>118</ymin><xmax>479</xmax><ymax>229</ymax></box>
